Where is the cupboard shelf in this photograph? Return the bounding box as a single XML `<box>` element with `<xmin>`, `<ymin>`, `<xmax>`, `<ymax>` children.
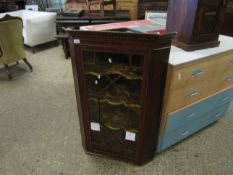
<box><xmin>85</xmin><ymin>66</ymin><xmax>143</xmax><ymax>80</ymax></box>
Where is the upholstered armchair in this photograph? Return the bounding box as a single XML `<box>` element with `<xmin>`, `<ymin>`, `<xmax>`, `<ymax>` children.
<box><xmin>0</xmin><ymin>15</ymin><xmax>32</xmax><ymax>80</ymax></box>
<box><xmin>0</xmin><ymin>10</ymin><xmax>57</xmax><ymax>53</ymax></box>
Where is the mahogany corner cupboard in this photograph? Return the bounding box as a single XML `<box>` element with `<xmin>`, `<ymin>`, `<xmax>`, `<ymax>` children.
<box><xmin>68</xmin><ymin>30</ymin><xmax>175</xmax><ymax>165</ymax></box>
<box><xmin>166</xmin><ymin>0</ymin><xmax>228</xmax><ymax>51</ymax></box>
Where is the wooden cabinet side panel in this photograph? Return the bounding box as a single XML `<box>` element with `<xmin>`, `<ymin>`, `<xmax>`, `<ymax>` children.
<box><xmin>159</xmin><ymin>64</ymin><xmax>174</xmax><ymax>136</ymax></box>
<box><xmin>69</xmin><ymin>40</ymin><xmax>92</xmax><ymax>151</ymax></box>
<box><xmin>138</xmin><ymin>47</ymin><xmax>171</xmax><ymax>162</ymax></box>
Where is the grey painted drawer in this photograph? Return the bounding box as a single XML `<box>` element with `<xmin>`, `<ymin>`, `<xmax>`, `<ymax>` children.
<box><xmin>165</xmin><ymin>87</ymin><xmax>233</xmax><ymax>134</ymax></box>
<box><xmin>157</xmin><ymin>103</ymin><xmax>230</xmax><ymax>152</ymax></box>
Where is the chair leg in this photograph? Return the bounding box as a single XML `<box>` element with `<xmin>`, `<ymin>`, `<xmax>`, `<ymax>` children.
<box><xmin>4</xmin><ymin>64</ymin><xmax>12</xmax><ymax>80</ymax></box>
<box><xmin>32</xmin><ymin>47</ymin><xmax>36</xmax><ymax>54</ymax></box>
<box><xmin>23</xmin><ymin>58</ymin><xmax>33</xmax><ymax>71</ymax></box>
<box><xmin>55</xmin><ymin>39</ymin><xmax>59</xmax><ymax>47</ymax></box>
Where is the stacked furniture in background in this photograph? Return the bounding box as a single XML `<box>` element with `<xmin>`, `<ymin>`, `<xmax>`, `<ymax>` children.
<box><xmin>65</xmin><ymin>0</ymin><xmax>138</xmax><ymax>20</ymax></box>
<box><xmin>0</xmin><ymin>0</ymin><xmax>25</xmax><ymax>12</ymax></box>
<box><xmin>56</xmin><ymin>11</ymin><xmax>130</xmax><ymax>59</ymax></box>
<box><xmin>86</xmin><ymin>0</ymin><xmax>116</xmax><ymax>16</ymax></box>
<box><xmin>157</xmin><ymin>35</ymin><xmax>233</xmax><ymax>152</ymax></box>
<box><xmin>0</xmin><ymin>10</ymin><xmax>57</xmax><ymax>53</ymax></box>
<box><xmin>138</xmin><ymin>0</ymin><xmax>168</xmax><ymax>19</ymax></box>
<box><xmin>116</xmin><ymin>0</ymin><xmax>138</xmax><ymax>20</ymax></box>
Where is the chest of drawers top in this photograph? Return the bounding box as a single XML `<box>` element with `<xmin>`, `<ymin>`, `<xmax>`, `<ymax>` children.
<box><xmin>169</xmin><ymin>35</ymin><xmax>233</xmax><ymax>66</ymax></box>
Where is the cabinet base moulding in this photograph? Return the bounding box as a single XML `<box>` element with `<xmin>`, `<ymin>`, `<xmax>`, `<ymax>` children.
<box><xmin>172</xmin><ymin>39</ymin><xmax>220</xmax><ymax>52</ymax></box>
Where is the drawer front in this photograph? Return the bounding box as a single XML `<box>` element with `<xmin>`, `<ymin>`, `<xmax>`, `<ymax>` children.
<box><xmin>165</xmin><ymin>87</ymin><xmax>233</xmax><ymax>134</ymax></box>
<box><xmin>158</xmin><ymin>103</ymin><xmax>230</xmax><ymax>152</ymax></box>
<box><xmin>65</xmin><ymin>3</ymin><xmax>87</xmax><ymax>10</ymax></box>
<box><xmin>218</xmin><ymin>53</ymin><xmax>233</xmax><ymax>72</ymax></box>
<box><xmin>169</xmin><ymin>58</ymin><xmax>218</xmax><ymax>90</ymax></box>
<box><xmin>218</xmin><ymin>53</ymin><xmax>233</xmax><ymax>90</ymax></box>
<box><xmin>215</xmin><ymin>87</ymin><xmax>233</xmax><ymax>105</ymax></box>
<box><xmin>90</xmin><ymin>5</ymin><xmax>100</xmax><ymax>10</ymax></box>
<box><xmin>166</xmin><ymin>79</ymin><xmax>218</xmax><ymax>113</ymax></box>
<box><xmin>218</xmin><ymin>71</ymin><xmax>233</xmax><ymax>90</ymax></box>
<box><xmin>90</xmin><ymin>4</ymin><xmax>113</xmax><ymax>10</ymax></box>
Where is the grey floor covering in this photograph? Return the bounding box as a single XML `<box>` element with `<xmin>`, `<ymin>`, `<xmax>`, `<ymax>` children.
<box><xmin>0</xmin><ymin>45</ymin><xmax>232</xmax><ymax>175</ymax></box>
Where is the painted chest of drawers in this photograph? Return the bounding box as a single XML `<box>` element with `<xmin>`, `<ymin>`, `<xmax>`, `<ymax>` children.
<box><xmin>157</xmin><ymin>35</ymin><xmax>233</xmax><ymax>152</ymax></box>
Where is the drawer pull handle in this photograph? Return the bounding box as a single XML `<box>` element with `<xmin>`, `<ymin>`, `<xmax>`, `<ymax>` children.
<box><xmin>215</xmin><ymin>113</ymin><xmax>222</xmax><ymax>118</ymax></box>
<box><xmin>181</xmin><ymin>130</ymin><xmax>189</xmax><ymax>136</ymax></box>
<box><xmin>186</xmin><ymin>113</ymin><xmax>195</xmax><ymax>119</ymax></box>
<box><xmin>224</xmin><ymin>76</ymin><xmax>233</xmax><ymax>82</ymax></box>
<box><xmin>192</xmin><ymin>69</ymin><xmax>204</xmax><ymax>77</ymax></box>
<box><xmin>222</xmin><ymin>97</ymin><xmax>229</xmax><ymax>102</ymax></box>
<box><xmin>187</xmin><ymin>91</ymin><xmax>199</xmax><ymax>97</ymax></box>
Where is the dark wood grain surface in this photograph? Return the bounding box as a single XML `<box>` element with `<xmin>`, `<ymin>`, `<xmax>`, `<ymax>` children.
<box><xmin>166</xmin><ymin>0</ymin><xmax>227</xmax><ymax>51</ymax></box>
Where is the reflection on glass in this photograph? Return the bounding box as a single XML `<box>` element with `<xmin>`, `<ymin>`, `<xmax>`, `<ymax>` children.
<box><xmin>83</xmin><ymin>51</ymin><xmax>144</xmax><ymax>158</ymax></box>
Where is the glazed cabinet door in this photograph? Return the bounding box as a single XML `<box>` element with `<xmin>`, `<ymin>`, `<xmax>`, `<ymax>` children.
<box><xmin>80</xmin><ymin>48</ymin><xmax>145</xmax><ymax>159</ymax></box>
<box><xmin>68</xmin><ymin>30</ymin><xmax>175</xmax><ymax>164</ymax></box>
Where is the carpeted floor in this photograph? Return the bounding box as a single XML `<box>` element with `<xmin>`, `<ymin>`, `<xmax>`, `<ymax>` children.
<box><xmin>0</xmin><ymin>45</ymin><xmax>233</xmax><ymax>175</ymax></box>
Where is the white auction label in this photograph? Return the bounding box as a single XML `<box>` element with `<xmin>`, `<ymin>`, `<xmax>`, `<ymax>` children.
<box><xmin>125</xmin><ymin>131</ymin><xmax>136</xmax><ymax>141</ymax></box>
<box><xmin>90</xmin><ymin>122</ymin><xmax>100</xmax><ymax>131</ymax></box>
<box><xmin>73</xmin><ymin>39</ymin><xmax>80</xmax><ymax>44</ymax></box>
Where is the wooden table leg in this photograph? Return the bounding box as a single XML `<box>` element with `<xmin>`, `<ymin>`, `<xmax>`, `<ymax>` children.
<box><xmin>56</xmin><ymin>34</ymin><xmax>70</xmax><ymax>59</ymax></box>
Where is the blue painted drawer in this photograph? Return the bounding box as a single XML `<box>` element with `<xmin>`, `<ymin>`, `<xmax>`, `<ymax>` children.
<box><xmin>215</xmin><ymin>87</ymin><xmax>233</xmax><ymax>105</ymax></box>
<box><xmin>158</xmin><ymin>103</ymin><xmax>230</xmax><ymax>152</ymax></box>
<box><xmin>165</xmin><ymin>87</ymin><xmax>233</xmax><ymax>134</ymax></box>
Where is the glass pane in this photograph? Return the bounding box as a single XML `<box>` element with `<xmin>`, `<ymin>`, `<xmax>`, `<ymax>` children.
<box><xmin>83</xmin><ymin>51</ymin><xmax>144</xmax><ymax>158</ymax></box>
